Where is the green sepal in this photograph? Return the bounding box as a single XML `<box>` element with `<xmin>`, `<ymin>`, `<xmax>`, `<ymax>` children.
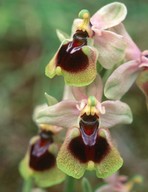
<box><xmin>56</xmin><ymin>29</ymin><xmax>70</xmax><ymax>42</ymax></box>
<box><xmin>44</xmin><ymin>92</ymin><xmax>58</xmax><ymax>106</ymax></box>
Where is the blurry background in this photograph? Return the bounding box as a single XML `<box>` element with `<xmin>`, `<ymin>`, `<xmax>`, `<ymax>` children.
<box><xmin>0</xmin><ymin>0</ymin><xmax>148</xmax><ymax>191</ymax></box>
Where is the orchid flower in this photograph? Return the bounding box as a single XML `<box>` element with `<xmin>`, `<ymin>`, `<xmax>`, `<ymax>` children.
<box><xmin>95</xmin><ymin>173</ymin><xmax>143</xmax><ymax>192</ymax></box>
<box><xmin>45</xmin><ymin>2</ymin><xmax>127</xmax><ymax>87</ymax></box>
<box><xmin>33</xmin><ymin>75</ymin><xmax>132</xmax><ymax>179</ymax></box>
<box><xmin>104</xmin><ymin>23</ymin><xmax>148</xmax><ymax>105</ymax></box>
<box><xmin>19</xmin><ymin>124</ymin><xmax>65</xmax><ymax>187</ymax></box>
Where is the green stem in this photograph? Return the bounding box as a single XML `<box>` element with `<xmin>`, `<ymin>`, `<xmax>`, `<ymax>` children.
<box><xmin>82</xmin><ymin>177</ymin><xmax>93</xmax><ymax>192</ymax></box>
<box><xmin>22</xmin><ymin>178</ymin><xmax>33</xmax><ymax>192</ymax></box>
<box><xmin>64</xmin><ymin>176</ymin><xmax>75</xmax><ymax>192</ymax></box>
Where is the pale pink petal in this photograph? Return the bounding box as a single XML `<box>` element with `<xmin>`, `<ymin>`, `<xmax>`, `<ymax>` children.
<box><xmin>95</xmin><ymin>184</ymin><xmax>113</xmax><ymax>192</ymax></box>
<box><xmin>142</xmin><ymin>50</ymin><xmax>148</xmax><ymax>58</ymax></box>
<box><xmin>110</xmin><ymin>23</ymin><xmax>141</xmax><ymax>60</ymax></box>
<box><xmin>72</xmin><ymin>74</ymin><xmax>103</xmax><ymax>101</ymax></box>
<box><xmin>33</xmin><ymin>100</ymin><xmax>80</xmax><ymax>128</ymax></box>
<box><xmin>93</xmin><ymin>30</ymin><xmax>126</xmax><ymax>69</ymax></box>
<box><xmin>141</xmin><ymin>51</ymin><xmax>148</xmax><ymax>66</ymax></box>
<box><xmin>71</xmin><ymin>18</ymin><xmax>82</xmax><ymax>35</ymax></box>
<box><xmin>99</xmin><ymin>100</ymin><xmax>133</xmax><ymax>128</ymax></box>
<box><xmin>62</xmin><ymin>85</ymin><xmax>75</xmax><ymax>100</ymax></box>
<box><xmin>104</xmin><ymin>173</ymin><xmax>118</xmax><ymax>184</ymax></box>
<box><xmin>136</xmin><ymin>68</ymin><xmax>148</xmax><ymax>108</ymax></box>
<box><xmin>104</xmin><ymin>60</ymin><xmax>140</xmax><ymax>100</ymax></box>
<box><xmin>91</xmin><ymin>2</ymin><xmax>127</xmax><ymax>30</ymax></box>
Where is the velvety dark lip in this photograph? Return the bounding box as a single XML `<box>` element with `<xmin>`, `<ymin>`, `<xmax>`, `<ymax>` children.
<box><xmin>56</xmin><ymin>42</ymin><xmax>89</xmax><ymax>73</ymax></box>
<box><xmin>80</xmin><ymin>126</ymin><xmax>98</xmax><ymax>146</ymax></box>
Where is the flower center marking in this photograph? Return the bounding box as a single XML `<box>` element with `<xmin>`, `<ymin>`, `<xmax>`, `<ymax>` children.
<box><xmin>80</xmin><ymin>114</ymin><xmax>99</xmax><ymax>146</ymax></box>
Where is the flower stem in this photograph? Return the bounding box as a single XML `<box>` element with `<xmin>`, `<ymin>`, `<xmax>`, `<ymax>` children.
<box><xmin>64</xmin><ymin>176</ymin><xmax>75</xmax><ymax>192</ymax></box>
<box><xmin>22</xmin><ymin>178</ymin><xmax>33</xmax><ymax>192</ymax></box>
<box><xmin>82</xmin><ymin>177</ymin><xmax>93</xmax><ymax>192</ymax></box>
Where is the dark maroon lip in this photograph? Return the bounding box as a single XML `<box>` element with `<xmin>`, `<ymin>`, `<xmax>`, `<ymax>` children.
<box><xmin>56</xmin><ymin>30</ymin><xmax>89</xmax><ymax>73</ymax></box>
<box><xmin>29</xmin><ymin>130</ymin><xmax>55</xmax><ymax>171</ymax></box>
<box><xmin>56</xmin><ymin>43</ymin><xmax>89</xmax><ymax>73</ymax></box>
<box><xmin>29</xmin><ymin>139</ymin><xmax>55</xmax><ymax>171</ymax></box>
<box><xmin>68</xmin><ymin>134</ymin><xmax>110</xmax><ymax>163</ymax></box>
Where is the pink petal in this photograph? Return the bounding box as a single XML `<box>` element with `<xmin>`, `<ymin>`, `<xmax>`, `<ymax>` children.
<box><xmin>91</xmin><ymin>2</ymin><xmax>127</xmax><ymax>30</ymax></box>
<box><xmin>110</xmin><ymin>23</ymin><xmax>141</xmax><ymax>60</ymax></box>
<box><xmin>95</xmin><ymin>184</ymin><xmax>113</xmax><ymax>192</ymax></box>
<box><xmin>136</xmin><ymin>68</ymin><xmax>148</xmax><ymax>108</ymax></box>
<box><xmin>93</xmin><ymin>30</ymin><xmax>126</xmax><ymax>69</ymax></box>
<box><xmin>62</xmin><ymin>85</ymin><xmax>75</xmax><ymax>100</ymax></box>
<box><xmin>105</xmin><ymin>173</ymin><xmax>118</xmax><ymax>184</ymax></box>
<box><xmin>99</xmin><ymin>100</ymin><xmax>133</xmax><ymax>128</ymax></box>
<box><xmin>72</xmin><ymin>74</ymin><xmax>103</xmax><ymax>101</ymax></box>
<box><xmin>104</xmin><ymin>60</ymin><xmax>140</xmax><ymax>100</ymax></box>
<box><xmin>141</xmin><ymin>51</ymin><xmax>148</xmax><ymax>65</ymax></box>
<box><xmin>33</xmin><ymin>100</ymin><xmax>80</xmax><ymax>128</ymax></box>
<box><xmin>71</xmin><ymin>18</ymin><xmax>83</xmax><ymax>35</ymax></box>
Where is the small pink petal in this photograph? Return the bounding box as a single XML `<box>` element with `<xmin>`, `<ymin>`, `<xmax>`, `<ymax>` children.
<box><xmin>141</xmin><ymin>52</ymin><xmax>148</xmax><ymax>66</ymax></box>
<box><xmin>104</xmin><ymin>60</ymin><xmax>140</xmax><ymax>100</ymax></box>
<box><xmin>104</xmin><ymin>172</ymin><xmax>119</xmax><ymax>184</ymax></box>
<box><xmin>95</xmin><ymin>184</ymin><xmax>113</xmax><ymax>192</ymax></box>
<box><xmin>62</xmin><ymin>85</ymin><xmax>75</xmax><ymax>100</ymax></box>
<box><xmin>136</xmin><ymin>69</ymin><xmax>148</xmax><ymax>108</ymax></box>
<box><xmin>110</xmin><ymin>23</ymin><xmax>141</xmax><ymax>60</ymax></box>
<box><xmin>71</xmin><ymin>18</ymin><xmax>83</xmax><ymax>35</ymax></box>
<box><xmin>93</xmin><ymin>30</ymin><xmax>126</xmax><ymax>69</ymax></box>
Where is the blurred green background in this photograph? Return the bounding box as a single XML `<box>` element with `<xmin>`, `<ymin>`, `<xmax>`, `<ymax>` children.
<box><xmin>0</xmin><ymin>0</ymin><xmax>148</xmax><ymax>191</ymax></box>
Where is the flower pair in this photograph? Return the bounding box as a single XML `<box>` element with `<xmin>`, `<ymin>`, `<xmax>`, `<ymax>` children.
<box><xmin>34</xmin><ymin>76</ymin><xmax>133</xmax><ymax>179</ymax></box>
<box><xmin>45</xmin><ymin>2</ymin><xmax>127</xmax><ymax>86</ymax></box>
